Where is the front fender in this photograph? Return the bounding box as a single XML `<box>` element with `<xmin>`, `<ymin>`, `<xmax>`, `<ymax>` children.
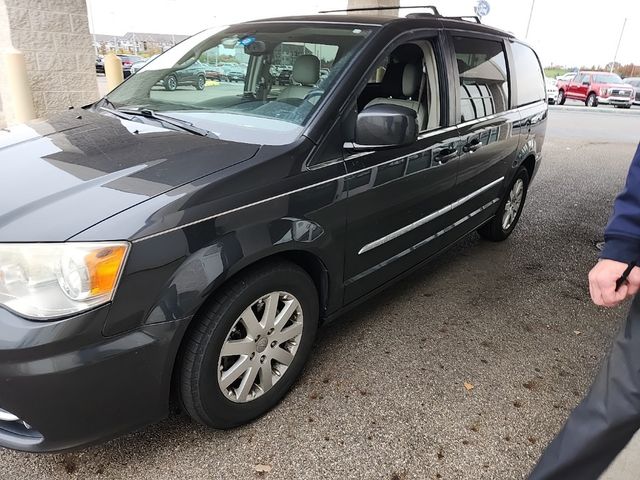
<box><xmin>102</xmin><ymin>216</ymin><xmax>336</xmax><ymax>336</ymax></box>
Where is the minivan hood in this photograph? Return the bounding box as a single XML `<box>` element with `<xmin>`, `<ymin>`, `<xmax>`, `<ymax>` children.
<box><xmin>0</xmin><ymin>110</ymin><xmax>260</xmax><ymax>242</ymax></box>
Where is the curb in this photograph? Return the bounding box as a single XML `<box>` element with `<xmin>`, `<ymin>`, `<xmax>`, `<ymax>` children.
<box><xmin>549</xmin><ymin>105</ymin><xmax>640</xmax><ymax>116</ymax></box>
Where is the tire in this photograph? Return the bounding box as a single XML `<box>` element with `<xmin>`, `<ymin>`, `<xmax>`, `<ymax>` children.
<box><xmin>164</xmin><ymin>74</ymin><xmax>178</xmax><ymax>91</ymax></box>
<box><xmin>586</xmin><ymin>92</ymin><xmax>598</xmax><ymax>107</ymax></box>
<box><xmin>179</xmin><ymin>260</ymin><xmax>319</xmax><ymax>428</ymax></box>
<box><xmin>478</xmin><ymin>167</ymin><xmax>530</xmax><ymax>242</ymax></box>
<box><xmin>557</xmin><ymin>89</ymin><xmax>566</xmax><ymax>105</ymax></box>
<box><xmin>195</xmin><ymin>75</ymin><xmax>205</xmax><ymax>90</ymax></box>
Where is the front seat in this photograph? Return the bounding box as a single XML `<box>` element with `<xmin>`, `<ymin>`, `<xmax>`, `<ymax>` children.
<box><xmin>365</xmin><ymin>63</ymin><xmax>426</xmax><ymax>131</ymax></box>
<box><xmin>278</xmin><ymin>55</ymin><xmax>320</xmax><ymax>102</ymax></box>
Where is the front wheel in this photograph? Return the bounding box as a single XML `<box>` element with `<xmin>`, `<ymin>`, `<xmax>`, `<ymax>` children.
<box><xmin>557</xmin><ymin>89</ymin><xmax>566</xmax><ymax>105</ymax></box>
<box><xmin>586</xmin><ymin>93</ymin><xmax>598</xmax><ymax>107</ymax></box>
<box><xmin>478</xmin><ymin>167</ymin><xmax>530</xmax><ymax>242</ymax></box>
<box><xmin>195</xmin><ymin>75</ymin><xmax>205</xmax><ymax>90</ymax></box>
<box><xmin>179</xmin><ymin>261</ymin><xmax>319</xmax><ymax>428</ymax></box>
<box><xmin>164</xmin><ymin>74</ymin><xmax>178</xmax><ymax>91</ymax></box>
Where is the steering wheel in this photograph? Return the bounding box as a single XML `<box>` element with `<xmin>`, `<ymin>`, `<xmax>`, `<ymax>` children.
<box><xmin>278</xmin><ymin>98</ymin><xmax>305</xmax><ymax>107</ymax></box>
<box><xmin>303</xmin><ymin>90</ymin><xmax>324</xmax><ymax>105</ymax></box>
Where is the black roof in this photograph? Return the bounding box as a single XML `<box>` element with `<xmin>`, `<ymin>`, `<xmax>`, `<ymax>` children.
<box><xmin>241</xmin><ymin>14</ymin><xmax>514</xmax><ymax>39</ymax></box>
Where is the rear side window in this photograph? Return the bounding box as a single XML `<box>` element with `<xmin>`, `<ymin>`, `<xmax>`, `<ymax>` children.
<box><xmin>511</xmin><ymin>42</ymin><xmax>545</xmax><ymax>106</ymax></box>
<box><xmin>452</xmin><ymin>36</ymin><xmax>509</xmax><ymax>123</ymax></box>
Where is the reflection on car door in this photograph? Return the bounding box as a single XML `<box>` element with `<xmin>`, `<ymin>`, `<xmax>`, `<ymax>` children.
<box><xmin>573</xmin><ymin>73</ymin><xmax>590</xmax><ymax>101</ymax></box>
<box><xmin>342</xmin><ymin>35</ymin><xmax>462</xmax><ymax>303</ymax></box>
<box><xmin>445</xmin><ymin>34</ymin><xmax>521</xmax><ymax>243</ymax></box>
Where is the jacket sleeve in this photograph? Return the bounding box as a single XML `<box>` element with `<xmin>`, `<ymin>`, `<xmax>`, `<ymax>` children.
<box><xmin>601</xmin><ymin>143</ymin><xmax>640</xmax><ymax>263</ymax></box>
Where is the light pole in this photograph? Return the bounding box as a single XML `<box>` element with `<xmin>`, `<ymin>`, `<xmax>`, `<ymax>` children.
<box><xmin>525</xmin><ymin>0</ymin><xmax>536</xmax><ymax>39</ymax></box>
<box><xmin>86</xmin><ymin>0</ymin><xmax>98</xmax><ymax>55</ymax></box>
<box><xmin>610</xmin><ymin>17</ymin><xmax>627</xmax><ymax>73</ymax></box>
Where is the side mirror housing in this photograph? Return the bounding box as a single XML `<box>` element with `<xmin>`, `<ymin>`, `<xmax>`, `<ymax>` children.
<box><xmin>352</xmin><ymin>104</ymin><xmax>418</xmax><ymax>149</ymax></box>
<box><xmin>582</xmin><ymin>81</ymin><xmax>590</xmax><ymax>86</ymax></box>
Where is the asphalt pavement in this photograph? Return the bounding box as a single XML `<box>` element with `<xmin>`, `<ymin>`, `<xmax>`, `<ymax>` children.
<box><xmin>1</xmin><ymin>107</ymin><xmax>640</xmax><ymax>479</ymax></box>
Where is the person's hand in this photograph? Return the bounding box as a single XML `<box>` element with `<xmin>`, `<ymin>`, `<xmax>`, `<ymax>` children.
<box><xmin>588</xmin><ymin>259</ymin><xmax>640</xmax><ymax>307</ymax></box>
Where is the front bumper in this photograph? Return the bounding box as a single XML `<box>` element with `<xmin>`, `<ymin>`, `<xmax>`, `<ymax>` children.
<box><xmin>597</xmin><ymin>95</ymin><xmax>633</xmax><ymax>106</ymax></box>
<box><xmin>0</xmin><ymin>306</ymin><xmax>189</xmax><ymax>452</ymax></box>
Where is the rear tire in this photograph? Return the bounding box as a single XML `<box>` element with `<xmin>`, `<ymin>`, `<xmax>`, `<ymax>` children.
<box><xmin>478</xmin><ymin>167</ymin><xmax>530</xmax><ymax>242</ymax></box>
<box><xmin>179</xmin><ymin>260</ymin><xmax>319</xmax><ymax>428</ymax></box>
<box><xmin>195</xmin><ymin>75</ymin><xmax>205</xmax><ymax>90</ymax></box>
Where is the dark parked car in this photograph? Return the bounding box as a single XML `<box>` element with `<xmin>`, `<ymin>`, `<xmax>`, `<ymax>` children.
<box><xmin>162</xmin><ymin>60</ymin><xmax>207</xmax><ymax>90</ymax></box>
<box><xmin>0</xmin><ymin>8</ymin><xmax>546</xmax><ymax>452</ymax></box>
<box><xmin>624</xmin><ymin>77</ymin><xmax>640</xmax><ymax>105</ymax></box>
<box><xmin>117</xmin><ymin>54</ymin><xmax>143</xmax><ymax>78</ymax></box>
<box><xmin>203</xmin><ymin>64</ymin><xmax>226</xmax><ymax>81</ymax></box>
<box><xmin>95</xmin><ymin>56</ymin><xmax>104</xmax><ymax>74</ymax></box>
<box><xmin>130</xmin><ymin>56</ymin><xmax>206</xmax><ymax>91</ymax></box>
<box><xmin>226</xmin><ymin>69</ymin><xmax>246</xmax><ymax>82</ymax></box>
<box><xmin>276</xmin><ymin>68</ymin><xmax>292</xmax><ymax>85</ymax></box>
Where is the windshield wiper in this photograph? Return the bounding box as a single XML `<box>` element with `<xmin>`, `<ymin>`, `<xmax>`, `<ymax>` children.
<box><xmin>118</xmin><ymin>108</ymin><xmax>218</xmax><ymax>138</ymax></box>
<box><xmin>99</xmin><ymin>105</ymin><xmax>135</xmax><ymax>121</ymax></box>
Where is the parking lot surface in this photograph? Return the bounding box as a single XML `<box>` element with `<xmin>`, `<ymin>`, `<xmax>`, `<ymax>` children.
<box><xmin>1</xmin><ymin>108</ymin><xmax>639</xmax><ymax>479</ymax></box>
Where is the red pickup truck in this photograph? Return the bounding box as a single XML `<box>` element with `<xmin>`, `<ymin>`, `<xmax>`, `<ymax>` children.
<box><xmin>556</xmin><ymin>71</ymin><xmax>634</xmax><ymax>108</ymax></box>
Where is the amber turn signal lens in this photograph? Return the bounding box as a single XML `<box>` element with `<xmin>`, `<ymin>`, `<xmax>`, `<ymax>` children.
<box><xmin>86</xmin><ymin>245</ymin><xmax>128</xmax><ymax>297</ymax></box>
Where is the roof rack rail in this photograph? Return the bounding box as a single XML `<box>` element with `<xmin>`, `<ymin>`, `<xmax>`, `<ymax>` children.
<box><xmin>319</xmin><ymin>5</ymin><xmax>441</xmax><ymax>16</ymax></box>
<box><xmin>317</xmin><ymin>6</ymin><xmax>483</xmax><ymax>24</ymax></box>
<box><xmin>448</xmin><ymin>15</ymin><xmax>482</xmax><ymax>24</ymax></box>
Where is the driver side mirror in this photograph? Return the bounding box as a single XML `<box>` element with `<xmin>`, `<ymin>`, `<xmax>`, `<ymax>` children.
<box><xmin>352</xmin><ymin>104</ymin><xmax>418</xmax><ymax>150</ymax></box>
<box><xmin>582</xmin><ymin>81</ymin><xmax>590</xmax><ymax>86</ymax></box>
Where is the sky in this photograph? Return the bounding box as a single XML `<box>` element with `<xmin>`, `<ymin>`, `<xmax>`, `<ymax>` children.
<box><xmin>87</xmin><ymin>0</ymin><xmax>640</xmax><ymax>68</ymax></box>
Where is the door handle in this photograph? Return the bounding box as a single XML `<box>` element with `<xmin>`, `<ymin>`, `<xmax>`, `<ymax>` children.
<box><xmin>434</xmin><ymin>148</ymin><xmax>457</xmax><ymax>164</ymax></box>
<box><xmin>463</xmin><ymin>139</ymin><xmax>483</xmax><ymax>153</ymax></box>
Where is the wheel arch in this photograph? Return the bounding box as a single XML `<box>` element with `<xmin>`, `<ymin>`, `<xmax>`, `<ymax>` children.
<box><xmin>521</xmin><ymin>153</ymin><xmax>536</xmax><ymax>180</ymax></box>
<box><xmin>194</xmin><ymin>248</ymin><xmax>331</xmax><ymax>322</ymax></box>
<box><xmin>167</xmin><ymin>247</ymin><xmax>331</xmax><ymax>407</ymax></box>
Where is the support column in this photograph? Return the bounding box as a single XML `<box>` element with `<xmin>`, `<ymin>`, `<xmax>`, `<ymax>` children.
<box><xmin>0</xmin><ymin>0</ymin><xmax>99</xmax><ymax>127</ymax></box>
<box><xmin>347</xmin><ymin>0</ymin><xmax>400</xmax><ymax>16</ymax></box>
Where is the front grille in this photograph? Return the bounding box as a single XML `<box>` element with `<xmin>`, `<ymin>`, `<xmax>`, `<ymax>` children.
<box><xmin>611</xmin><ymin>89</ymin><xmax>632</xmax><ymax>96</ymax></box>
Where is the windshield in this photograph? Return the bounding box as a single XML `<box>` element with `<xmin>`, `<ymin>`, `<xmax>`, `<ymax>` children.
<box><xmin>104</xmin><ymin>24</ymin><xmax>374</xmax><ymax>144</ymax></box>
<box><xmin>593</xmin><ymin>73</ymin><xmax>624</xmax><ymax>84</ymax></box>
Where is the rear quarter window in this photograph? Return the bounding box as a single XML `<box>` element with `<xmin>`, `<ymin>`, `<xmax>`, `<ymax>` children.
<box><xmin>452</xmin><ymin>36</ymin><xmax>509</xmax><ymax>123</ymax></box>
<box><xmin>511</xmin><ymin>42</ymin><xmax>545</xmax><ymax>107</ymax></box>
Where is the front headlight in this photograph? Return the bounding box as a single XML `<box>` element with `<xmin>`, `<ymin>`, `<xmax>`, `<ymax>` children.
<box><xmin>0</xmin><ymin>242</ymin><xmax>129</xmax><ymax>319</ymax></box>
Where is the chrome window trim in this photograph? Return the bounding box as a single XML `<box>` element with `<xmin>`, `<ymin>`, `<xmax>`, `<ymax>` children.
<box><xmin>357</xmin><ymin>177</ymin><xmax>504</xmax><ymax>255</ymax></box>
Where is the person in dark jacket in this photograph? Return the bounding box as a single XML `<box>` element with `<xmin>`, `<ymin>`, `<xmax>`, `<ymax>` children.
<box><xmin>529</xmin><ymin>143</ymin><xmax>640</xmax><ymax>479</ymax></box>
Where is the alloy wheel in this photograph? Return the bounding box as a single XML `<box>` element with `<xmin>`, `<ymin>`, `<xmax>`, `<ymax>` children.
<box><xmin>502</xmin><ymin>178</ymin><xmax>524</xmax><ymax>231</ymax></box>
<box><xmin>217</xmin><ymin>291</ymin><xmax>304</xmax><ymax>403</ymax></box>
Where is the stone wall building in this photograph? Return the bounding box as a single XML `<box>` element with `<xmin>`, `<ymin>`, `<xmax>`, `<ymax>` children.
<box><xmin>347</xmin><ymin>0</ymin><xmax>399</xmax><ymax>16</ymax></box>
<box><xmin>0</xmin><ymin>0</ymin><xmax>99</xmax><ymax>127</ymax></box>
